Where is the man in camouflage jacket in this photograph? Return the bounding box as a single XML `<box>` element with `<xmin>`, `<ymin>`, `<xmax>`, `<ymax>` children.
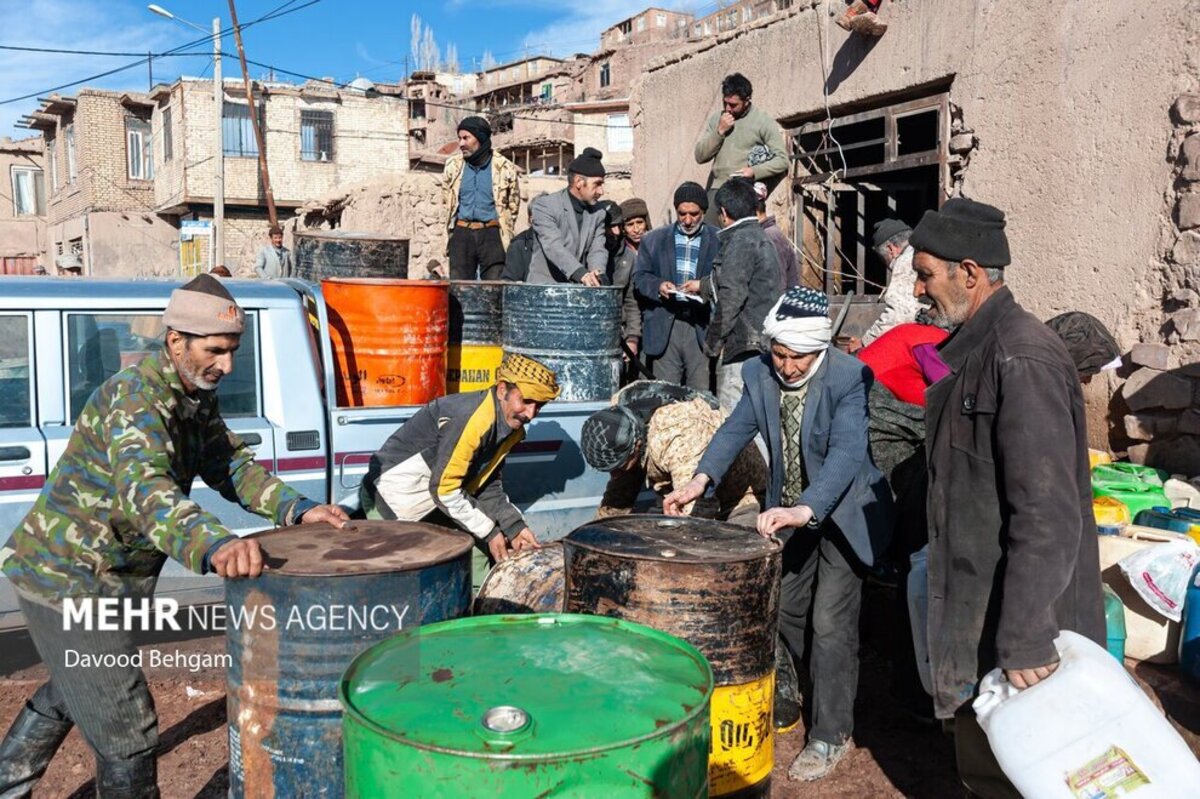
<box><xmin>0</xmin><ymin>274</ymin><xmax>347</xmax><ymax>797</ymax></box>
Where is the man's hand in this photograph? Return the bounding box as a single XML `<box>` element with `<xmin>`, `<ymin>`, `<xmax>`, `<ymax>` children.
<box><xmin>581</xmin><ymin>271</ymin><xmax>602</xmax><ymax>287</ymax></box>
<box><xmin>663</xmin><ymin>475</ymin><xmax>709</xmax><ymax>516</ymax></box>
<box><xmin>844</xmin><ymin>336</ymin><xmax>863</xmax><ymax>354</ymax></box>
<box><xmin>717</xmin><ymin>111</ymin><xmax>736</xmax><ymax>136</ymax></box>
<box><xmin>509</xmin><ymin>528</ymin><xmax>540</xmax><ymax>553</ymax></box>
<box><xmin>625</xmin><ymin>337</ymin><xmax>639</xmax><ymax>358</ymax></box>
<box><xmin>756</xmin><ymin>506</ymin><xmax>814</xmax><ymax>538</ymax></box>
<box><xmin>738</xmin><ymin>166</ymin><xmax>756</xmax><ymax>179</ymax></box>
<box><xmin>658</xmin><ymin>280</ymin><xmax>679</xmax><ymax>299</ymax></box>
<box><xmin>680</xmin><ymin>279</ymin><xmax>702</xmax><ymax>295</ymax></box>
<box><xmin>488</xmin><ymin>532</ymin><xmax>510</xmax><ymax>563</ymax></box>
<box><xmin>1006</xmin><ymin>661</ymin><xmax>1059</xmax><ymax>689</ymax></box>
<box><xmin>300</xmin><ymin>504</ymin><xmax>351</xmax><ymax>528</ymax></box>
<box><xmin>211</xmin><ymin>539</ymin><xmax>264</xmax><ymax>579</ymax></box>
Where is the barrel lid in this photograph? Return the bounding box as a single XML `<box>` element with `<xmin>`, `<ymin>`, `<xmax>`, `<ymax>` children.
<box><xmin>321</xmin><ymin>277</ymin><xmax>448</xmax><ymax>289</ymax></box>
<box><xmin>248</xmin><ymin>521</ymin><xmax>473</xmax><ymax>576</ymax></box>
<box><xmin>296</xmin><ymin>230</ymin><xmax>409</xmax><ymax>242</ymax></box>
<box><xmin>566</xmin><ymin>514</ymin><xmax>780</xmax><ymax>563</ymax></box>
<box><xmin>340</xmin><ymin>613</ymin><xmax>711</xmax><ymax>758</ymax></box>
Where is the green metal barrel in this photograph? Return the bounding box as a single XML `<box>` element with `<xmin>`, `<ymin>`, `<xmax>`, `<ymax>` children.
<box><xmin>340</xmin><ymin>614</ymin><xmax>713</xmax><ymax>798</ymax></box>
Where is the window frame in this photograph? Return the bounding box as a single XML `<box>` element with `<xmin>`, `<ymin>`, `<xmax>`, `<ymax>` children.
<box><xmin>299</xmin><ymin>109</ymin><xmax>335</xmax><ymax>162</ymax></box>
<box><xmin>222</xmin><ymin>101</ymin><xmax>262</xmax><ymax>159</ymax></box>
<box><xmin>599</xmin><ymin>62</ymin><xmax>611</xmax><ymax>89</ymax></box>
<box><xmin>47</xmin><ymin>136</ymin><xmax>58</xmax><ymax>192</ymax></box>
<box><xmin>10</xmin><ymin>166</ymin><xmax>46</xmax><ymax>217</ymax></box>
<box><xmin>162</xmin><ymin>105</ymin><xmax>174</xmax><ymax>163</ymax></box>
<box><xmin>606</xmin><ymin>113</ymin><xmax>633</xmax><ymax>153</ymax></box>
<box><xmin>125</xmin><ymin>117</ymin><xmax>154</xmax><ymax>181</ymax></box>
<box><xmin>65</xmin><ymin>124</ymin><xmax>77</xmax><ymax>184</ymax></box>
<box><xmin>0</xmin><ymin>312</ymin><xmax>34</xmax><ymax>430</ymax></box>
<box><xmin>61</xmin><ymin>310</ymin><xmax>262</xmax><ymax>424</ymax></box>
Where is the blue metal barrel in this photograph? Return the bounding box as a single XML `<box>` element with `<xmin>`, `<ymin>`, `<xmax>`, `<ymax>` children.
<box><xmin>293</xmin><ymin>230</ymin><xmax>410</xmax><ymax>281</ymax></box>
<box><xmin>225</xmin><ymin>520</ymin><xmax>473</xmax><ymax>798</ymax></box>
<box><xmin>501</xmin><ymin>283</ymin><xmax>621</xmax><ymax>402</ymax></box>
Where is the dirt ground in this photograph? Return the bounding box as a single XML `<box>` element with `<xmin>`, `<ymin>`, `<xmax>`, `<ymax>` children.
<box><xmin>1</xmin><ymin>619</ymin><xmax>1196</xmax><ymax>799</ymax></box>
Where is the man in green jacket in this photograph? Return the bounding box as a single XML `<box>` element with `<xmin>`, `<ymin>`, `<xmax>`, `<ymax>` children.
<box><xmin>0</xmin><ymin>274</ymin><xmax>348</xmax><ymax>797</ymax></box>
<box><xmin>694</xmin><ymin>73</ymin><xmax>790</xmax><ymax>226</ymax></box>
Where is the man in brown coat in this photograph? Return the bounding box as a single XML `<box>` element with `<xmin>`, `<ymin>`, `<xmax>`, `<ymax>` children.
<box><xmin>912</xmin><ymin>198</ymin><xmax>1105</xmax><ymax>798</ymax></box>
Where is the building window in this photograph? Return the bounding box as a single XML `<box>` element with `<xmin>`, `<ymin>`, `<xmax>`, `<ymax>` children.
<box><xmin>606</xmin><ymin>113</ymin><xmax>633</xmax><ymax>153</ymax></box>
<box><xmin>222</xmin><ymin>101</ymin><xmax>261</xmax><ymax>158</ymax></box>
<box><xmin>599</xmin><ymin>62</ymin><xmax>611</xmax><ymax>89</ymax></box>
<box><xmin>744</xmin><ymin>6</ymin><xmax>753</xmax><ymax>22</ymax></box>
<box><xmin>300</xmin><ymin>110</ymin><xmax>334</xmax><ymax>162</ymax></box>
<box><xmin>511</xmin><ymin>66</ymin><xmax>519</xmax><ymax>80</ymax></box>
<box><xmin>162</xmin><ymin>106</ymin><xmax>173</xmax><ymax>162</ymax></box>
<box><xmin>10</xmin><ymin>167</ymin><xmax>45</xmax><ymax>216</ymax></box>
<box><xmin>125</xmin><ymin>118</ymin><xmax>153</xmax><ymax>180</ymax></box>
<box><xmin>637</xmin><ymin>16</ymin><xmax>646</xmax><ymax>31</ymax></box>
<box><xmin>65</xmin><ymin>124</ymin><xmax>77</xmax><ymax>184</ymax></box>
<box><xmin>540</xmin><ymin>83</ymin><xmax>553</xmax><ymax>103</ymax></box>
<box><xmin>46</xmin><ymin>138</ymin><xmax>58</xmax><ymax>192</ymax></box>
<box><xmin>656</xmin><ymin>13</ymin><xmax>666</xmax><ymax>27</ymax></box>
<box><xmin>409</xmin><ymin>99</ymin><xmax>426</xmax><ymax>119</ymax></box>
<box><xmin>530</xmin><ymin>62</ymin><xmax>539</xmax><ymax>76</ymax></box>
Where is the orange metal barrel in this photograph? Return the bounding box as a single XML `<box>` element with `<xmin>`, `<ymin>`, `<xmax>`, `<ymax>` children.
<box><xmin>322</xmin><ymin>278</ymin><xmax>450</xmax><ymax>407</ymax></box>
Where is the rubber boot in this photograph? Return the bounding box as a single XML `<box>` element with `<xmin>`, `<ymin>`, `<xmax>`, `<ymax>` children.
<box><xmin>774</xmin><ymin>635</ymin><xmax>803</xmax><ymax>733</ymax></box>
<box><xmin>95</xmin><ymin>751</ymin><xmax>159</xmax><ymax>799</ymax></box>
<box><xmin>0</xmin><ymin>703</ymin><xmax>73</xmax><ymax>799</ymax></box>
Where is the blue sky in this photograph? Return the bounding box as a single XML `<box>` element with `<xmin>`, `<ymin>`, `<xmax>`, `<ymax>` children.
<box><xmin>0</xmin><ymin>0</ymin><xmax>713</xmax><ymax>138</ymax></box>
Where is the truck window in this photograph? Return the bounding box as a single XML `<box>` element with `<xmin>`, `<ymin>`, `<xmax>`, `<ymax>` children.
<box><xmin>65</xmin><ymin>312</ymin><xmax>259</xmax><ymax>421</ymax></box>
<box><xmin>0</xmin><ymin>315</ymin><xmax>32</xmax><ymax>429</ymax></box>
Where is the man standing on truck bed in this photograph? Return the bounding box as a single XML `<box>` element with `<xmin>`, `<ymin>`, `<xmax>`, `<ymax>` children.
<box><xmin>0</xmin><ymin>274</ymin><xmax>349</xmax><ymax>797</ymax></box>
<box><xmin>360</xmin><ymin>353</ymin><xmax>560</xmax><ymax>563</ymax></box>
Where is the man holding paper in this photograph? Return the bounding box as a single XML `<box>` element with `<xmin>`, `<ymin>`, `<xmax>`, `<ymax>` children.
<box><xmin>632</xmin><ymin>181</ymin><xmax>721</xmax><ymax>391</ymax></box>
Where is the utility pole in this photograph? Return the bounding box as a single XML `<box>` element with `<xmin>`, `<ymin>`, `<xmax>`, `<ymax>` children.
<box><xmin>227</xmin><ymin>0</ymin><xmax>277</xmax><ymax>228</ymax></box>
<box><xmin>148</xmin><ymin>51</ymin><xmax>153</xmax><ymax>90</ymax></box>
<box><xmin>213</xmin><ymin>17</ymin><xmax>225</xmax><ymax>267</ymax></box>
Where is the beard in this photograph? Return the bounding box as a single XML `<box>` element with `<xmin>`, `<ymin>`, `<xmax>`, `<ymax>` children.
<box><xmin>176</xmin><ymin>349</ymin><xmax>223</xmax><ymax>391</ymax></box>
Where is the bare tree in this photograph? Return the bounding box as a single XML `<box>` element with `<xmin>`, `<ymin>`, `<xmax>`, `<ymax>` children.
<box><xmin>445</xmin><ymin>43</ymin><xmax>459</xmax><ymax>74</ymax></box>
<box><xmin>480</xmin><ymin>50</ymin><xmax>498</xmax><ymax>71</ymax></box>
<box><xmin>420</xmin><ymin>27</ymin><xmax>440</xmax><ymax>71</ymax></box>
<box><xmin>410</xmin><ymin>14</ymin><xmax>421</xmax><ymax>70</ymax></box>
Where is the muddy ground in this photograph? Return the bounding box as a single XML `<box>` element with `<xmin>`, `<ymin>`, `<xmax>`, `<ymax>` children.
<box><xmin>1</xmin><ymin>607</ymin><xmax>1196</xmax><ymax>799</ymax></box>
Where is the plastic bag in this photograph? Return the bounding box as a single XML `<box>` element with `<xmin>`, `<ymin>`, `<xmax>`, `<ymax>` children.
<box><xmin>1117</xmin><ymin>540</ymin><xmax>1200</xmax><ymax>622</ymax></box>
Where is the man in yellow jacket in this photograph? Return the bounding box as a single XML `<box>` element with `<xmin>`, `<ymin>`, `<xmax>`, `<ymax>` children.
<box><xmin>442</xmin><ymin>116</ymin><xmax>521</xmax><ymax>280</ymax></box>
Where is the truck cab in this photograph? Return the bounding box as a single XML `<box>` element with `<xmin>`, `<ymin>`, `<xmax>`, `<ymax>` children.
<box><xmin>0</xmin><ymin>277</ymin><xmax>611</xmax><ymax>629</ymax></box>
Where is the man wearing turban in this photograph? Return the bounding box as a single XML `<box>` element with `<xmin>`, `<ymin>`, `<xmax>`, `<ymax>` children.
<box><xmin>665</xmin><ymin>286</ymin><xmax>893</xmax><ymax>783</ymax></box>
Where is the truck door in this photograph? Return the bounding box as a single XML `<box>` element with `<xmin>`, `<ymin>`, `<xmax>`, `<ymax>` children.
<box><xmin>0</xmin><ymin>312</ymin><xmax>48</xmax><ymax>629</ymax></box>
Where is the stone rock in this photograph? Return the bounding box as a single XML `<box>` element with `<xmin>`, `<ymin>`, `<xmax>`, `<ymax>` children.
<box><xmin>1174</xmin><ymin>231</ymin><xmax>1200</xmax><ymax>264</ymax></box>
<box><xmin>1170</xmin><ymin>287</ymin><xmax>1200</xmax><ymax>307</ymax></box>
<box><xmin>1175</xmin><ymin>94</ymin><xmax>1200</xmax><ymax>124</ymax></box>
<box><xmin>1173</xmin><ymin>308</ymin><xmax>1200</xmax><ymax>341</ymax></box>
<box><xmin>1180</xmin><ymin>409</ymin><xmax>1200</xmax><ymax>436</ymax></box>
<box><xmin>1130</xmin><ymin>434</ymin><xmax>1200</xmax><ymax>477</ymax></box>
<box><xmin>1179</xmin><ymin>192</ymin><xmax>1200</xmax><ymax>231</ymax></box>
<box><xmin>1127</xmin><ymin>443</ymin><xmax>1151</xmax><ymax>465</ymax></box>
<box><xmin>1124</xmin><ymin>412</ymin><xmax>1180</xmax><ymax>441</ymax></box>
<box><xmin>1183</xmin><ymin>136</ymin><xmax>1200</xmax><ymax>182</ymax></box>
<box><xmin>1122</xmin><ymin>367</ymin><xmax>1194</xmax><ymax>410</ymax></box>
<box><xmin>1130</xmin><ymin>343</ymin><xmax>1173</xmax><ymax>370</ymax></box>
<box><xmin>949</xmin><ymin>133</ymin><xmax>975</xmax><ymax>153</ymax></box>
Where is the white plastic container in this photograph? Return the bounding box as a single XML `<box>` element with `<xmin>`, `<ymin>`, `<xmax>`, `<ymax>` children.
<box><xmin>907</xmin><ymin>545</ymin><xmax>932</xmax><ymax>695</ymax></box>
<box><xmin>973</xmin><ymin>630</ymin><xmax>1200</xmax><ymax>798</ymax></box>
<box><xmin>1098</xmin><ymin>526</ymin><xmax>1191</xmax><ymax>663</ymax></box>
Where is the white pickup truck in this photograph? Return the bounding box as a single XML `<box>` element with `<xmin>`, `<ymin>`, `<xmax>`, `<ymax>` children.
<box><xmin>0</xmin><ymin>277</ymin><xmax>611</xmax><ymax>629</ymax></box>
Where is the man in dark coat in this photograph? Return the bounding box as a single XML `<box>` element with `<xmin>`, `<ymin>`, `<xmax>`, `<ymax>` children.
<box><xmin>911</xmin><ymin>197</ymin><xmax>1105</xmax><ymax>798</ymax></box>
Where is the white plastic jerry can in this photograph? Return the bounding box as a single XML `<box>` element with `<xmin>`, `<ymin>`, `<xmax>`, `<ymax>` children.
<box><xmin>973</xmin><ymin>630</ymin><xmax>1200</xmax><ymax>798</ymax></box>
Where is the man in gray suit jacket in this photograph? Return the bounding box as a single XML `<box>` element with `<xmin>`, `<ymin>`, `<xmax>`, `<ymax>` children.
<box><xmin>254</xmin><ymin>225</ymin><xmax>291</xmax><ymax>279</ymax></box>
<box><xmin>526</xmin><ymin>148</ymin><xmax>609</xmax><ymax>285</ymax></box>
<box><xmin>665</xmin><ymin>287</ymin><xmax>893</xmax><ymax>785</ymax></box>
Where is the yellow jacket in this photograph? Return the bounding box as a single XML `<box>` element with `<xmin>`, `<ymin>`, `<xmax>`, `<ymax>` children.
<box><xmin>442</xmin><ymin>151</ymin><xmax>521</xmax><ymax>249</ymax></box>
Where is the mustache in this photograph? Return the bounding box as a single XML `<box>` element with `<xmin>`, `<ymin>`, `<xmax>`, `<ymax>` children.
<box><xmin>514</xmin><ymin>414</ymin><xmax>531</xmax><ymax>425</ymax></box>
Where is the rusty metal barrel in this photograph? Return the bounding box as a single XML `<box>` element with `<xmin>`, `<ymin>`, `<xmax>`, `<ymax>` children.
<box><xmin>322</xmin><ymin>278</ymin><xmax>449</xmax><ymax>407</ymax></box>
<box><xmin>501</xmin><ymin>283</ymin><xmax>621</xmax><ymax>402</ymax></box>
<box><xmin>293</xmin><ymin>230</ymin><xmax>409</xmax><ymax>281</ymax></box>
<box><xmin>564</xmin><ymin>515</ymin><xmax>782</xmax><ymax>797</ymax></box>
<box><xmin>225</xmin><ymin>521</ymin><xmax>473</xmax><ymax>799</ymax></box>
<box><xmin>448</xmin><ymin>280</ymin><xmax>504</xmax><ymax>394</ymax></box>
<box><xmin>473</xmin><ymin>543</ymin><xmax>565</xmax><ymax>615</ymax></box>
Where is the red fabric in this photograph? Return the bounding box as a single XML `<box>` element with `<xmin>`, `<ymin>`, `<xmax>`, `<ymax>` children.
<box><xmin>858</xmin><ymin>323</ymin><xmax>949</xmax><ymax>406</ymax></box>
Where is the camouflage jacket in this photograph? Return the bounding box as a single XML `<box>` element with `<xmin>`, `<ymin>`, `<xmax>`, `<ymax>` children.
<box><xmin>0</xmin><ymin>348</ymin><xmax>307</xmax><ymax>602</ymax></box>
<box><xmin>442</xmin><ymin>151</ymin><xmax>521</xmax><ymax>249</ymax></box>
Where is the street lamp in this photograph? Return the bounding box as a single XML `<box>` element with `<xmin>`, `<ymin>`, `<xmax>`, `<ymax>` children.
<box><xmin>148</xmin><ymin>4</ymin><xmax>224</xmax><ymax>271</ymax></box>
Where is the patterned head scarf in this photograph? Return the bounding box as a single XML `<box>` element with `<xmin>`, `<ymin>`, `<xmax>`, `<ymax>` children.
<box><xmin>582</xmin><ymin>405</ymin><xmax>645</xmax><ymax>472</ymax></box>
<box><xmin>763</xmin><ymin>286</ymin><xmax>831</xmax><ymax>354</ymax></box>
<box><xmin>496</xmin><ymin>353</ymin><xmax>560</xmax><ymax>402</ymax></box>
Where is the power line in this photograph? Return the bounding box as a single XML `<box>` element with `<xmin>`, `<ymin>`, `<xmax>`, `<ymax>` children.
<box><xmin>0</xmin><ymin>0</ymin><xmax>323</xmax><ymax>106</ymax></box>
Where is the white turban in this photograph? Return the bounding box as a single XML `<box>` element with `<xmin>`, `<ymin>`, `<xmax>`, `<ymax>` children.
<box><xmin>762</xmin><ymin>288</ymin><xmax>832</xmax><ymax>354</ymax></box>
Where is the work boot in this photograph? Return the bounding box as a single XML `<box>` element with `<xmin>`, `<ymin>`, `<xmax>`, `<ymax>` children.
<box><xmin>836</xmin><ymin>1</ymin><xmax>889</xmax><ymax>36</ymax></box>
<box><xmin>788</xmin><ymin>738</ymin><xmax>852</xmax><ymax>782</ymax></box>
<box><xmin>774</xmin><ymin>639</ymin><xmax>802</xmax><ymax>733</ymax></box>
<box><xmin>95</xmin><ymin>752</ymin><xmax>159</xmax><ymax>799</ymax></box>
<box><xmin>0</xmin><ymin>703</ymin><xmax>73</xmax><ymax>798</ymax></box>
